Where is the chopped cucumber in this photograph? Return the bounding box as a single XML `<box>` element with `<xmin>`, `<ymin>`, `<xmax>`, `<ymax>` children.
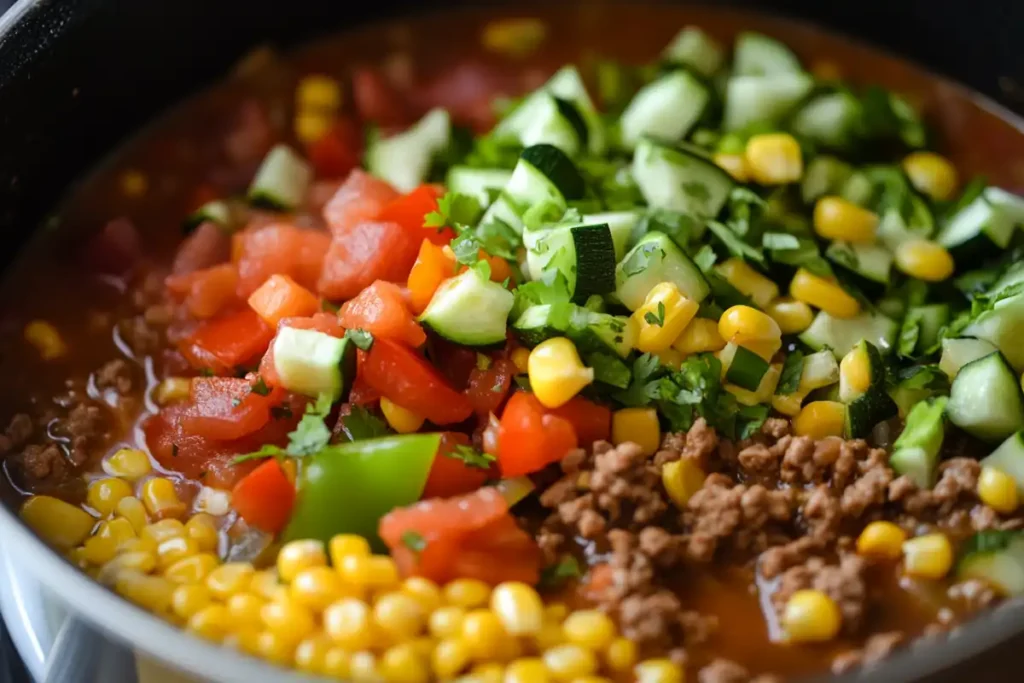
<box><xmin>838</xmin><ymin>340</ymin><xmax>884</xmax><ymax>404</ymax></box>
<box><xmin>662</xmin><ymin>26</ymin><xmax>725</xmax><ymax>77</ymax></box>
<box><xmin>840</xmin><ymin>341</ymin><xmax>897</xmax><ymax>438</ymax></box>
<box><xmin>801</xmin><ymin>155</ymin><xmax>853</xmax><ymax>204</ymax></box>
<box><xmin>791</xmin><ymin>92</ymin><xmax>860</xmax><ymax>149</ymax></box>
<box><xmin>723</xmin><ymin>73</ymin><xmax>814</xmax><ymax>132</ymax></box>
<box><xmin>825</xmin><ymin>241</ymin><xmax>893</xmax><ymax>297</ymax></box>
<box><xmin>615</xmin><ymin>231</ymin><xmax>710</xmax><ymax>309</ymax></box>
<box><xmin>524</xmin><ymin>222</ymin><xmax>617</xmax><ymax>302</ymax></box>
<box><xmin>947</xmin><ymin>352</ymin><xmax>1024</xmax><ymax>443</ymax></box>
<box><xmin>272</xmin><ymin>327</ymin><xmax>356</xmax><ymax>400</ymax></box>
<box><xmin>366</xmin><ymin>108</ymin><xmax>451</xmax><ymax>192</ymax></box>
<box><xmin>963</xmin><ymin>292</ymin><xmax>1024</xmax><ymax>372</ymax></box>
<box><xmin>619</xmin><ymin>70</ymin><xmax>709</xmax><ymax>149</ymax></box>
<box><xmin>799</xmin><ymin>309</ymin><xmax>899</xmax><ymax>359</ymax></box>
<box><xmin>184</xmin><ymin>200</ymin><xmax>233</xmax><ymax>233</ymax></box>
<box><xmin>733</xmin><ymin>32</ymin><xmax>803</xmax><ymax>76</ymax></box>
<box><xmin>938</xmin><ymin>187</ymin><xmax>1024</xmax><ymax>261</ymax></box>
<box><xmin>726</xmin><ymin>345</ymin><xmax>770</xmax><ymax>391</ymax></box>
<box><xmin>632</xmin><ymin>138</ymin><xmax>734</xmax><ymax>218</ymax></box>
<box><xmin>419</xmin><ymin>268</ymin><xmax>514</xmax><ymax>347</ymax></box>
<box><xmin>446</xmin><ymin>167</ymin><xmax>513</xmax><ymax>208</ymax></box>
<box><xmin>940</xmin><ymin>337</ymin><xmax>999</xmax><ymax>379</ymax></box>
<box><xmin>889</xmin><ymin>397</ymin><xmax>948</xmax><ymax>488</ymax></box>
<box><xmin>957</xmin><ymin>531</ymin><xmax>1024</xmax><ymax>597</ymax></box>
<box><xmin>248</xmin><ymin>144</ymin><xmax>313</xmax><ymax>211</ymax></box>
<box><xmin>982</xmin><ymin>431</ymin><xmax>1024</xmax><ymax>497</ymax></box>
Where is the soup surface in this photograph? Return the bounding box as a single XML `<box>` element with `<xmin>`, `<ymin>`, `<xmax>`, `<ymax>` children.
<box><xmin>3</xmin><ymin>4</ymin><xmax>1024</xmax><ymax>681</ymax></box>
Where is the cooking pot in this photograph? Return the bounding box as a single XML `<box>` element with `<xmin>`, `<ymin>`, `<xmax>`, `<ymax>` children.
<box><xmin>0</xmin><ymin>1</ymin><xmax>1023</xmax><ymax>681</ymax></box>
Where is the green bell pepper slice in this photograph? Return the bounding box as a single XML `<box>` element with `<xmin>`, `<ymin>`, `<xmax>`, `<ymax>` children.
<box><xmin>283</xmin><ymin>433</ymin><xmax>442</xmax><ymax>548</ymax></box>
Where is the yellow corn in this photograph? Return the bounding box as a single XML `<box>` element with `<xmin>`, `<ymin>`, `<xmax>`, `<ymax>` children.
<box><xmin>262</xmin><ymin>597</ymin><xmax>316</xmax><ymax>642</ymax></box>
<box><xmin>632</xmin><ymin>283</ymin><xmax>700</xmax><ymax>353</ymax></box>
<box><xmin>380</xmin><ymin>396</ymin><xmax>426</xmax><ymax>434</ymax></box>
<box><xmin>86</xmin><ymin>477</ymin><xmax>133</xmax><ymax>517</ymax></box>
<box><xmin>771</xmin><ymin>392</ymin><xmax>805</xmax><ymax>418</ymax></box>
<box><xmin>461</xmin><ymin>609</ymin><xmax>506</xmax><ymax>659</ymax></box>
<box><xmin>652</xmin><ymin>348</ymin><xmax>684</xmax><ymax>372</ymax></box>
<box><xmin>432</xmin><ymin>637</ymin><xmax>472</xmax><ymax>679</ymax></box>
<box><xmin>294</xmin><ymin>111</ymin><xmax>332</xmax><ymax>145</ymax></box>
<box><xmin>164</xmin><ymin>553</ymin><xmax>219</xmax><ymax>584</ymax></box>
<box><xmin>562</xmin><ymin>610</ymin><xmax>615</xmax><ymax>650</ymax></box>
<box><xmin>543</xmin><ymin>644</ymin><xmax>597</xmax><ymax>680</ymax></box>
<box><xmin>528</xmin><ymin>337</ymin><xmax>594</xmax><ymax>408</ymax></box>
<box><xmin>856</xmin><ymin>521</ymin><xmax>907</xmax><ymax>560</ymax></box>
<box><xmin>790</xmin><ymin>268</ymin><xmax>861</xmax><ymax>319</ymax></box>
<box><xmin>155</xmin><ymin>536</ymin><xmax>199</xmax><ymax>570</ymax></box>
<box><xmin>504</xmin><ymin>657</ymin><xmax>549</xmax><ymax>683</ymax></box>
<box><xmin>115</xmin><ymin>496</ymin><xmax>149</xmax><ymax>532</ymax></box>
<box><xmin>978</xmin><ymin>466</ymin><xmax>1020</xmax><ymax>514</ymax></box>
<box><xmin>373</xmin><ymin>591</ymin><xmax>426</xmax><ymax>639</ymax></box>
<box><xmin>297</xmin><ymin>75</ymin><xmax>342</xmax><ymax>113</ymax></box>
<box><xmin>715</xmin><ymin>258</ymin><xmax>779</xmax><ymax>308</ymax></box>
<box><xmin>793</xmin><ymin>401</ymin><xmax>846</xmax><ymax>439</ymax></box>
<box><xmin>401</xmin><ymin>576</ymin><xmax>443</xmax><ymax>614</ymax></box>
<box><xmin>116</xmin><ymin>571</ymin><xmax>175</xmax><ymax>615</ymax></box>
<box><xmin>611</xmin><ymin>407</ymin><xmax>661</xmax><ymax>457</ymax></box>
<box><xmin>481</xmin><ymin>18</ymin><xmax>548</xmax><ymax>58</ymax></box>
<box><xmin>745</xmin><ymin>133</ymin><xmax>803</xmax><ymax>185</ymax></box>
<box><xmin>141</xmin><ymin>477</ymin><xmax>186</xmax><ymax>520</ymax></box>
<box><xmin>171</xmin><ymin>583</ymin><xmax>212</xmax><ymax>620</ymax></box>
<box><xmin>781</xmin><ymin>589</ymin><xmax>842</xmax><ymax>643</ymax></box>
<box><xmin>324</xmin><ymin>598</ymin><xmax>375</xmax><ymax>650</ymax></box>
<box><xmin>141</xmin><ymin>519</ymin><xmax>185</xmax><ymax>545</ymax></box>
<box><xmin>902</xmin><ymin>533</ymin><xmax>954</xmax><ymax>579</ymax></box>
<box><xmin>323</xmin><ymin>647</ymin><xmax>353</xmax><ymax>678</ymax></box>
<box><xmin>97</xmin><ymin>516</ymin><xmax>138</xmax><ymax>548</ymax></box>
<box><xmin>813</xmin><ymin>196</ymin><xmax>879</xmax><ymax>243</ymax></box>
<box><xmin>294</xmin><ymin>633</ymin><xmax>333</xmax><ymax>675</ymax></box>
<box><xmin>103</xmin><ymin>447</ymin><xmax>152</xmax><ymax>480</ymax></box>
<box><xmin>511</xmin><ymin>347</ymin><xmax>531</xmax><ymax>374</ymax></box>
<box><xmin>23</xmin><ymin>320</ymin><xmax>67</xmax><ymax>360</ymax></box>
<box><xmin>840</xmin><ymin>345</ymin><xmax>872</xmax><ymax>397</ymax></box>
<box><xmin>338</xmin><ymin>554</ymin><xmax>399</xmax><ymax>590</ymax></box>
<box><xmin>672</xmin><ymin>318</ymin><xmax>725</xmax><ymax>355</ymax></box>
<box><xmin>604</xmin><ymin>638</ymin><xmax>637</xmax><ymax>672</ymax></box>
<box><xmin>96</xmin><ymin>550</ymin><xmax>157</xmax><ymax>585</ymax></box>
<box><xmin>225</xmin><ymin>592</ymin><xmax>265</xmax><ymax>624</ymax></box>
<box><xmin>902</xmin><ymin>151</ymin><xmax>958</xmax><ymax>201</ymax></box>
<box><xmin>765</xmin><ymin>297</ymin><xmax>814</xmax><ymax>335</ymax></box>
<box><xmin>662</xmin><ymin>458</ymin><xmax>706</xmax><ymax>509</ymax></box>
<box><xmin>429</xmin><ymin>605</ymin><xmax>467</xmax><ymax>639</ymax></box>
<box><xmin>291</xmin><ymin>566</ymin><xmax>346</xmax><ymax>610</ymax></box>
<box><xmin>718</xmin><ymin>305</ymin><xmax>782</xmax><ymax>348</ymax></box>
<box><xmin>470</xmin><ymin>662</ymin><xmax>506</xmax><ymax>683</ymax></box>
<box><xmin>80</xmin><ymin>535</ymin><xmax>118</xmax><ymax>566</ymax></box>
<box><xmin>330</xmin><ymin>533</ymin><xmax>371</xmax><ymax>564</ymax></box>
<box><xmin>350</xmin><ymin>651</ymin><xmax>382</xmax><ymax>682</ymax></box>
<box><xmin>277</xmin><ymin>539</ymin><xmax>327</xmax><ymax>582</ymax></box>
<box><xmin>258</xmin><ymin>630</ymin><xmax>298</xmax><ymax>666</ymax></box>
<box><xmin>714</xmin><ymin>153</ymin><xmax>749</xmax><ymax>182</ymax></box>
<box><xmin>205</xmin><ymin>562</ymin><xmax>255</xmax><ymax>599</ymax></box>
<box><xmin>20</xmin><ymin>495</ymin><xmax>95</xmax><ymax>551</ymax></box>
<box><xmin>380</xmin><ymin>643</ymin><xmax>430</xmax><ymax>683</ymax></box>
<box><xmin>185</xmin><ymin>514</ymin><xmax>219</xmax><ymax>553</ymax></box>
<box><xmin>152</xmin><ymin>377</ymin><xmax>191</xmax><ymax>406</ymax></box>
<box><xmin>894</xmin><ymin>239</ymin><xmax>955</xmax><ymax>282</ymax></box>
<box><xmin>634</xmin><ymin>659</ymin><xmax>684</xmax><ymax>683</ymax></box>
<box><xmin>490</xmin><ymin>581</ymin><xmax>543</xmax><ymax>636</ymax></box>
<box><xmin>120</xmin><ymin>170</ymin><xmax>148</xmax><ymax>198</ymax></box>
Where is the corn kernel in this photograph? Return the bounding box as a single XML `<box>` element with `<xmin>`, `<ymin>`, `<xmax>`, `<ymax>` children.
<box><xmin>171</xmin><ymin>583</ymin><xmax>212</xmax><ymax>620</ymax></box>
<box><xmin>224</xmin><ymin>628</ymin><xmax>261</xmax><ymax>656</ymax></box>
<box><xmin>164</xmin><ymin>552</ymin><xmax>218</xmax><ymax>584</ymax></box>
<box><xmin>481</xmin><ymin>18</ymin><xmax>548</xmax><ymax>58</ymax></box>
<box><xmin>542</xmin><ymin>644</ymin><xmax>597</xmax><ymax>681</ymax></box>
<box><xmin>324</xmin><ymin>646</ymin><xmax>353</xmax><ymax>678</ymax></box>
<box><xmin>505</xmin><ymin>657</ymin><xmax>549</xmax><ymax>683</ymax></box>
<box><xmin>338</xmin><ymin>554</ymin><xmax>399</xmax><ymax>590</ymax></box>
<box><xmin>374</xmin><ymin>591</ymin><xmax>426</xmax><ymax>640</ymax></box>
<box><xmin>294</xmin><ymin>633</ymin><xmax>333</xmax><ymax>675</ymax></box>
<box><xmin>98</xmin><ymin>517</ymin><xmax>139</xmax><ymax>547</ymax></box>
<box><xmin>104</xmin><ymin>448</ymin><xmax>152</xmax><ymax>481</ymax></box>
<box><xmin>715</xmin><ymin>258</ymin><xmax>779</xmax><ymax>309</ymax></box>
<box><xmin>491</xmin><ymin>582</ymin><xmax>543</xmax><ymax>636</ymax></box>
<box><xmin>856</xmin><ymin>521</ymin><xmax>907</xmax><ymax>560</ymax></box>
<box><xmin>444</xmin><ymin>578</ymin><xmax>492</xmax><ymax>609</ymax></box>
<box><xmin>714</xmin><ymin>153</ymin><xmax>749</xmax><ymax>182</ymax></box>
<box><xmin>903</xmin><ymin>151</ymin><xmax>958</xmax><ymax>201</ymax></box>
<box><xmin>793</xmin><ymin>401</ymin><xmax>846</xmax><ymax>439</ymax></box>
<box><xmin>96</xmin><ymin>550</ymin><xmax>157</xmax><ymax>585</ymax></box>
<box><xmin>661</xmin><ymin>459</ymin><xmax>706</xmax><ymax>509</ymax></box>
<box><xmin>115</xmin><ymin>496</ymin><xmax>148</xmax><ymax>532</ymax></box>
<box><xmin>839</xmin><ymin>345</ymin><xmax>872</xmax><ymax>398</ymax></box>
<box><xmin>672</xmin><ymin>318</ymin><xmax>725</xmax><ymax>355</ymax></box>
<box><xmin>330</xmin><ymin>534</ymin><xmax>371</xmax><ymax>565</ymax></box>
<box><xmin>471</xmin><ymin>662</ymin><xmax>506</xmax><ymax>683</ymax></box>
<box><xmin>205</xmin><ymin>562</ymin><xmax>255</xmax><ymax>599</ymax></box>
<box><xmin>978</xmin><ymin>466</ymin><xmax>1020</xmax><ymax>514</ymax></box>
<box><xmin>432</xmin><ymin>637</ymin><xmax>471</xmax><ymax>678</ymax></box>
<box><xmin>604</xmin><ymin>638</ymin><xmax>637</xmax><ymax>672</ymax></box>
<box><xmin>894</xmin><ymin>239</ymin><xmax>955</xmax><ymax>283</ymax></box>
<box><xmin>534</xmin><ymin>620</ymin><xmax>565</xmax><ymax>651</ymax></box>
<box><xmin>185</xmin><ymin>514</ymin><xmax>219</xmax><ymax>553</ymax></box>
<box><xmin>429</xmin><ymin>606</ymin><xmax>467</xmax><ymax>639</ymax></box>
<box><xmin>632</xmin><ymin>283</ymin><xmax>700</xmax><ymax>354</ymax></box>
<box><xmin>277</xmin><ymin>539</ymin><xmax>327</xmax><ymax>582</ymax></box>
<box><xmin>20</xmin><ymin>495</ymin><xmax>95</xmax><ymax>551</ymax></box>
<box><xmin>511</xmin><ymin>347</ymin><xmax>531</xmax><ymax>374</ymax></box>
<box><xmin>528</xmin><ymin>338</ymin><xmax>594</xmax><ymax>408</ymax></box>
<box><xmin>152</xmin><ymin>377</ymin><xmax>191</xmax><ymax>406</ymax></box>
<box><xmin>226</xmin><ymin>592</ymin><xmax>265</xmax><ymax>623</ymax></box>
<box><xmin>461</xmin><ymin>609</ymin><xmax>506</xmax><ymax>659</ymax></box>
<box><xmin>24</xmin><ymin>320</ymin><xmax>66</xmax><ymax>360</ymax></box>
<box><xmin>295</xmin><ymin>111</ymin><xmax>333</xmax><ymax>145</ymax></box>
<box><xmin>115</xmin><ymin>570</ymin><xmax>175</xmax><ymax>614</ymax></box>
<box><xmin>350</xmin><ymin>651</ymin><xmax>382</xmax><ymax>682</ymax></box>
<box><xmin>771</xmin><ymin>392</ymin><xmax>805</xmax><ymax>418</ymax></box>
<box><xmin>745</xmin><ymin>133</ymin><xmax>803</xmax><ymax>185</ymax></box>
<box><xmin>562</xmin><ymin>610</ymin><xmax>615</xmax><ymax>650</ymax></box>
<box><xmin>781</xmin><ymin>589</ymin><xmax>842</xmax><ymax>643</ymax></box>
<box><xmin>764</xmin><ymin>298</ymin><xmax>813</xmax><ymax>335</ymax></box>
<box><xmin>611</xmin><ymin>408</ymin><xmax>660</xmax><ymax>457</ymax></box>
<box><xmin>81</xmin><ymin>535</ymin><xmax>118</xmax><ymax>566</ymax></box>
<box><xmin>813</xmin><ymin>196</ymin><xmax>878</xmax><ymax>243</ymax></box>
<box><xmin>120</xmin><ymin>170</ymin><xmax>148</xmax><ymax>197</ymax></box>
<box><xmin>86</xmin><ymin>478</ymin><xmax>133</xmax><ymax>517</ymax></box>
<box><xmin>718</xmin><ymin>305</ymin><xmax>782</xmax><ymax>347</ymax></box>
<box><xmin>380</xmin><ymin>643</ymin><xmax>430</xmax><ymax>683</ymax></box>
<box><xmin>380</xmin><ymin>396</ymin><xmax>426</xmax><ymax>434</ymax></box>
<box><xmin>193</xmin><ymin>486</ymin><xmax>232</xmax><ymax>517</ymax></box>
<box><xmin>401</xmin><ymin>577</ymin><xmax>443</xmax><ymax>614</ymax></box>
<box><xmin>262</xmin><ymin>597</ymin><xmax>316</xmax><ymax>642</ymax></box>
<box><xmin>156</xmin><ymin>536</ymin><xmax>198</xmax><ymax>570</ymax></box>
<box><xmin>141</xmin><ymin>519</ymin><xmax>185</xmax><ymax>545</ymax></box>
<box><xmin>291</xmin><ymin>565</ymin><xmax>346</xmax><ymax>610</ymax></box>
<box><xmin>902</xmin><ymin>533</ymin><xmax>954</xmax><ymax>579</ymax></box>
<box><xmin>141</xmin><ymin>478</ymin><xmax>185</xmax><ymax>520</ymax></box>
<box><xmin>324</xmin><ymin>598</ymin><xmax>375</xmax><ymax>650</ymax></box>
<box><xmin>256</xmin><ymin>630</ymin><xmax>296</xmax><ymax>666</ymax></box>
<box><xmin>297</xmin><ymin>74</ymin><xmax>342</xmax><ymax>112</ymax></box>
<box><xmin>790</xmin><ymin>268</ymin><xmax>860</xmax><ymax>319</ymax></box>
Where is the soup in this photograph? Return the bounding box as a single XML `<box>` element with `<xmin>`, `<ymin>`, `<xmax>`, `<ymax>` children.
<box><xmin>3</xmin><ymin>3</ymin><xmax>1024</xmax><ymax>681</ymax></box>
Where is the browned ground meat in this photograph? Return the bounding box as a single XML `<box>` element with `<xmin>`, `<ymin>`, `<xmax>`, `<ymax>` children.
<box><xmin>830</xmin><ymin>631</ymin><xmax>906</xmax><ymax>673</ymax></box>
<box><xmin>698</xmin><ymin>658</ymin><xmax>749</xmax><ymax>683</ymax></box>
<box><xmin>772</xmin><ymin>554</ymin><xmax>868</xmax><ymax>633</ymax></box>
<box><xmin>94</xmin><ymin>359</ymin><xmax>135</xmax><ymax>395</ymax></box>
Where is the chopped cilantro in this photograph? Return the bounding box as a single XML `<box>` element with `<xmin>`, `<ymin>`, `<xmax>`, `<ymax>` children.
<box><xmin>613</xmin><ymin>353</ymin><xmax>663</xmax><ymax>407</ymax></box>
<box><xmin>692</xmin><ymin>244</ymin><xmax>717</xmax><ymax>273</ymax></box>
<box><xmin>336</xmin><ymin>405</ymin><xmax>391</xmax><ymax>442</ymax></box>
<box><xmin>777</xmin><ymin>351</ymin><xmax>805</xmax><ymax>395</ymax></box>
<box><xmin>401</xmin><ymin>530</ymin><xmax>427</xmax><ymax>554</ymax></box>
<box><xmin>286</xmin><ymin>394</ymin><xmax>335</xmax><ymax>457</ymax></box>
<box><xmin>345</xmin><ymin>328</ymin><xmax>374</xmax><ymax>351</ymax></box>
<box><xmin>250</xmin><ymin>376</ymin><xmax>271</xmax><ymax>396</ymax></box>
<box><xmin>424</xmin><ymin>192</ymin><xmax>483</xmax><ymax>230</ymax></box>
<box><xmin>447</xmin><ymin>444</ymin><xmax>496</xmax><ymax>470</ymax></box>
<box><xmin>644</xmin><ymin>301</ymin><xmax>666</xmax><ymax>327</ymax></box>
<box><xmin>538</xmin><ymin>556</ymin><xmax>583</xmax><ymax>590</ymax></box>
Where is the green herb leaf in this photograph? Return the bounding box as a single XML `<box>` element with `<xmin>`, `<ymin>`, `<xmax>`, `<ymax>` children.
<box><xmin>424</xmin><ymin>192</ymin><xmax>483</xmax><ymax>229</ymax></box>
<box><xmin>285</xmin><ymin>394</ymin><xmax>335</xmax><ymax>457</ymax></box>
<box><xmin>691</xmin><ymin>244</ymin><xmax>717</xmax><ymax>273</ymax></box>
<box><xmin>336</xmin><ymin>405</ymin><xmax>392</xmax><ymax>442</ymax></box>
<box><xmin>250</xmin><ymin>376</ymin><xmax>271</xmax><ymax>396</ymax></box>
<box><xmin>613</xmin><ymin>353</ymin><xmax>664</xmax><ymax>407</ymax></box>
<box><xmin>777</xmin><ymin>351</ymin><xmax>805</xmax><ymax>395</ymax></box>
<box><xmin>962</xmin><ymin>530</ymin><xmax>1022</xmax><ymax>556</ymax></box>
<box><xmin>447</xmin><ymin>444</ymin><xmax>496</xmax><ymax>470</ymax></box>
<box><xmin>345</xmin><ymin>328</ymin><xmax>374</xmax><ymax>351</ymax></box>
<box><xmin>401</xmin><ymin>530</ymin><xmax>427</xmax><ymax>554</ymax></box>
<box><xmin>706</xmin><ymin>221</ymin><xmax>764</xmax><ymax>263</ymax></box>
<box><xmin>644</xmin><ymin>301</ymin><xmax>667</xmax><ymax>327</ymax></box>
<box><xmin>538</xmin><ymin>556</ymin><xmax>583</xmax><ymax>589</ymax></box>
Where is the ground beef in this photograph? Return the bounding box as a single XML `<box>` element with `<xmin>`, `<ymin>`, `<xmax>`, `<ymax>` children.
<box><xmin>758</xmin><ymin>536</ymin><xmax>819</xmax><ymax>579</ymax></box>
<box><xmin>94</xmin><ymin>359</ymin><xmax>134</xmax><ymax>395</ymax></box>
<box><xmin>51</xmin><ymin>402</ymin><xmax>108</xmax><ymax>466</ymax></box>
<box><xmin>18</xmin><ymin>443</ymin><xmax>66</xmax><ymax>481</ymax></box>
<box><xmin>889</xmin><ymin>458</ymin><xmax>981</xmax><ymax>517</ymax></box>
<box><xmin>0</xmin><ymin>413</ymin><xmax>33</xmax><ymax>455</ymax></box>
<box><xmin>698</xmin><ymin>658</ymin><xmax>749</xmax><ymax>683</ymax></box>
<box><xmin>656</xmin><ymin>417</ymin><xmax>719</xmax><ymax>468</ymax></box>
<box><xmin>117</xmin><ymin>315</ymin><xmax>164</xmax><ymax>356</ymax></box>
<box><xmin>683</xmin><ymin>481</ymin><xmax>793</xmax><ymax>562</ymax></box>
<box><xmin>773</xmin><ymin>554</ymin><xmax>868</xmax><ymax>634</ymax></box>
<box><xmin>831</xmin><ymin>631</ymin><xmax>906</xmax><ymax>673</ymax></box>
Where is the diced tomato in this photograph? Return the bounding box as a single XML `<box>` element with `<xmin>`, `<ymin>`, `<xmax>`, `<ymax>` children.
<box><xmin>180</xmin><ymin>377</ymin><xmax>284</xmax><ymax>441</ymax></box>
<box><xmin>178</xmin><ymin>309</ymin><xmax>274</xmax><ymax>374</ymax></box>
<box><xmin>172</xmin><ymin>222</ymin><xmax>231</xmax><ymax>275</ymax></box>
<box><xmin>235</xmin><ymin>224</ymin><xmax>331</xmax><ymax>298</ymax></box>
<box><xmin>338</xmin><ymin>281</ymin><xmax>425</xmax><ymax>348</ymax></box>
<box><xmin>322</xmin><ymin>170</ymin><xmax>399</xmax><ymax>236</ymax></box>
<box><xmin>428</xmin><ymin>337</ymin><xmax>479</xmax><ymax>391</ymax></box>
<box><xmin>421</xmin><ymin>432</ymin><xmax>492</xmax><ymax>499</ymax></box>
<box><xmin>581</xmin><ymin>563</ymin><xmax>614</xmax><ymax>600</ymax></box>
<box><xmin>359</xmin><ymin>339</ymin><xmax>473</xmax><ymax>425</ymax></box>
<box><xmin>166</xmin><ymin>263</ymin><xmax>241</xmax><ymax>320</ymax></box>
<box><xmin>497</xmin><ymin>392</ymin><xmax>578</xmax><ymax>477</ymax></box>
<box><xmin>248</xmin><ymin>274</ymin><xmax>321</xmax><ymax>326</ymax></box>
<box><xmin>258</xmin><ymin>312</ymin><xmax>346</xmax><ymax>386</ymax></box>
<box><xmin>380</xmin><ymin>487</ymin><xmax>539</xmax><ymax>585</ymax></box>
<box><xmin>232</xmin><ymin>459</ymin><xmax>296</xmax><ymax>533</ymax></box>
<box><xmin>377</xmin><ymin>185</ymin><xmax>454</xmax><ymax>246</ymax></box>
<box><xmin>306</xmin><ymin>117</ymin><xmax>362</xmax><ymax>179</ymax></box>
<box><xmin>465</xmin><ymin>359</ymin><xmax>515</xmax><ymax>417</ymax></box>
<box><xmin>317</xmin><ymin>221</ymin><xmax>421</xmax><ymax>301</ymax></box>
<box><xmin>551</xmin><ymin>397</ymin><xmax>612</xmax><ymax>446</ymax></box>
<box><xmin>407</xmin><ymin>240</ymin><xmax>457</xmax><ymax>314</ymax></box>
